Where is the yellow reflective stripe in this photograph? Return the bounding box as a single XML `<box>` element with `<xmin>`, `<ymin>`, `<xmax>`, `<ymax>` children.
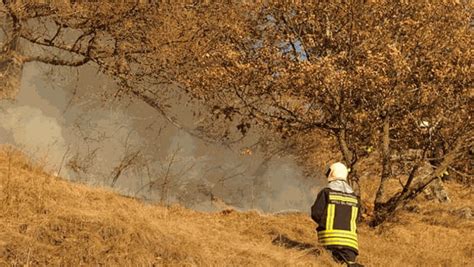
<box><xmin>350</xmin><ymin>206</ymin><xmax>358</xmax><ymax>233</ymax></box>
<box><xmin>319</xmin><ymin>237</ymin><xmax>358</xmax><ymax>246</ymax></box>
<box><xmin>329</xmin><ymin>193</ymin><xmax>357</xmax><ymax>199</ymax></box>
<box><xmin>318</xmin><ymin>233</ymin><xmax>358</xmax><ymax>242</ymax></box>
<box><xmin>330</xmin><ymin>204</ymin><xmax>336</xmax><ymax>229</ymax></box>
<box><xmin>329</xmin><ymin>194</ymin><xmax>357</xmax><ymax>201</ymax></box>
<box><xmin>318</xmin><ymin>229</ymin><xmax>359</xmax><ymax>250</ymax></box>
<box><xmin>319</xmin><ymin>229</ymin><xmax>357</xmax><ymax>235</ymax></box>
<box><xmin>329</xmin><ymin>195</ymin><xmax>358</xmax><ymax>204</ymax></box>
<box><xmin>326</xmin><ymin>204</ymin><xmax>335</xmax><ymax>230</ymax></box>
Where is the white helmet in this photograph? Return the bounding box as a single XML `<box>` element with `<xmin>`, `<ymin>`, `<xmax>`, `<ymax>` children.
<box><xmin>327</xmin><ymin>162</ymin><xmax>349</xmax><ymax>182</ymax></box>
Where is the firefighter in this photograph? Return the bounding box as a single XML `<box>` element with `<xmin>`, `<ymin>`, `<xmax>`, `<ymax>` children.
<box><xmin>311</xmin><ymin>162</ymin><xmax>363</xmax><ymax>267</ymax></box>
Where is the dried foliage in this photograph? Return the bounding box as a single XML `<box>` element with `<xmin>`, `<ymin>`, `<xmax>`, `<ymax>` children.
<box><xmin>0</xmin><ymin>1</ymin><xmax>472</xmax><ymax>225</ymax></box>
<box><xmin>174</xmin><ymin>1</ymin><xmax>473</xmax><ymax>224</ymax></box>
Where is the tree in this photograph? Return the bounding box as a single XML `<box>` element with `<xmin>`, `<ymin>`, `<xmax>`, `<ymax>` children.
<box><xmin>175</xmin><ymin>1</ymin><xmax>473</xmax><ymax>225</ymax></box>
<box><xmin>1</xmin><ymin>1</ymin><xmax>472</xmax><ymax>225</ymax></box>
<box><xmin>0</xmin><ymin>1</ymin><xmax>210</xmax><ymax>136</ymax></box>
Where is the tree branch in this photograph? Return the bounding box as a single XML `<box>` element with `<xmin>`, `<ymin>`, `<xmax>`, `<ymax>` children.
<box><xmin>23</xmin><ymin>55</ymin><xmax>90</xmax><ymax>67</ymax></box>
<box><xmin>403</xmin><ymin>134</ymin><xmax>467</xmax><ymax>201</ymax></box>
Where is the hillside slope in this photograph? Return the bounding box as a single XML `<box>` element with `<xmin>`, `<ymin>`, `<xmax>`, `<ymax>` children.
<box><xmin>0</xmin><ymin>147</ymin><xmax>472</xmax><ymax>266</ymax></box>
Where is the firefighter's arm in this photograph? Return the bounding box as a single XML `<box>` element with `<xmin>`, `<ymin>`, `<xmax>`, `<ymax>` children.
<box><xmin>311</xmin><ymin>189</ymin><xmax>327</xmax><ymax>224</ymax></box>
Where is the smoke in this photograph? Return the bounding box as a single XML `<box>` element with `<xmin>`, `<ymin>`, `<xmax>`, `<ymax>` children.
<box><xmin>0</xmin><ymin>65</ymin><xmax>68</xmax><ymax>174</ymax></box>
<box><xmin>255</xmin><ymin>159</ymin><xmax>315</xmax><ymax>212</ymax></box>
<box><xmin>0</xmin><ymin>62</ymin><xmax>324</xmax><ymax>213</ymax></box>
<box><xmin>0</xmin><ymin>105</ymin><xmax>67</xmax><ymax>173</ymax></box>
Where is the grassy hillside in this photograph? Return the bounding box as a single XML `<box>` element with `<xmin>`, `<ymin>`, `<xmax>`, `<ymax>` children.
<box><xmin>0</xmin><ymin>147</ymin><xmax>472</xmax><ymax>266</ymax></box>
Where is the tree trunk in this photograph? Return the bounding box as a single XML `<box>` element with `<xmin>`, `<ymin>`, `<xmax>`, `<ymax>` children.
<box><xmin>337</xmin><ymin>129</ymin><xmax>353</xmax><ymax>165</ymax></box>
<box><xmin>374</xmin><ymin>117</ymin><xmax>391</xmax><ymax>209</ymax></box>
<box><xmin>336</xmin><ymin>128</ymin><xmax>361</xmax><ymax>194</ymax></box>
<box><xmin>0</xmin><ymin>2</ymin><xmax>23</xmax><ymax>99</ymax></box>
<box><xmin>371</xmin><ymin>134</ymin><xmax>467</xmax><ymax>226</ymax></box>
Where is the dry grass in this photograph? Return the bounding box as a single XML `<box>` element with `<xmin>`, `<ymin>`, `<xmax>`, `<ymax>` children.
<box><xmin>0</xmin><ymin>146</ymin><xmax>472</xmax><ymax>266</ymax></box>
<box><xmin>357</xmin><ymin>181</ymin><xmax>473</xmax><ymax>266</ymax></box>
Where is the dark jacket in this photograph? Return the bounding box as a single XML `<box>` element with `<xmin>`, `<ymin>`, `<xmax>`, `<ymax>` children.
<box><xmin>311</xmin><ymin>186</ymin><xmax>361</xmax><ymax>253</ymax></box>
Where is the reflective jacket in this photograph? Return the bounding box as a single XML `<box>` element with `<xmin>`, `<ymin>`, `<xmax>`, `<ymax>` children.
<box><xmin>311</xmin><ymin>187</ymin><xmax>361</xmax><ymax>253</ymax></box>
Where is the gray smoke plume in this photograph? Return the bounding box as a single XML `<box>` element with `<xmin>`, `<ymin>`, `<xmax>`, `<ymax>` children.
<box><xmin>0</xmin><ymin>62</ymin><xmax>325</xmax><ymax>213</ymax></box>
